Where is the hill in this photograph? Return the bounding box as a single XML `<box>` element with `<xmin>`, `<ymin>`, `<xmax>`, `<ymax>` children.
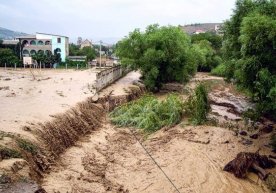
<box><xmin>0</xmin><ymin>27</ymin><xmax>28</xmax><ymax>40</ymax></box>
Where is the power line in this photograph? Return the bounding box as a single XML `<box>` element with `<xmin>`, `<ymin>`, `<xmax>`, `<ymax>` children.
<box><xmin>129</xmin><ymin>128</ymin><xmax>181</xmax><ymax>193</ymax></box>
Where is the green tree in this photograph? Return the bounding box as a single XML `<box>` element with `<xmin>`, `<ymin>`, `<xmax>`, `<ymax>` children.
<box><xmin>116</xmin><ymin>24</ymin><xmax>197</xmax><ymax>91</ymax></box>
<box><xmin>193</xmin><ymin>40</ymin><xmax>222</xmax><ymax>72</ymax></box>
<box><xmin>191</xmin><ymin>32</ymin><xmax>223</xmax><ymax>51</ymax></box>
<box><xmin>222</xmin><ymin>0</ymin><xmax>276</xmax><ymax>117</ymax></box>
<box><xmin>81</xmin><ymin>46</ymin><xmax>96</xmax><ymax>61</ymax></box>
<box><xmin>0</xmin><ymin>48</ymin><xmax>19</xmax><ymax>66</ymax></box>
<box><xmin>69</xmin><ymin>44</ymin><xmax>96</xmax><ymax>61</ymax></box>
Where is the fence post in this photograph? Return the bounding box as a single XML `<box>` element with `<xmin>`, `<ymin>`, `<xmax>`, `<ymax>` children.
<box><xmin>66</xmin><ymin>63</ymin><xmax>67</xmax><ymax>70</ymax></box>
<box><xmin>77</xmin><ymin>63</ymin><xmax>79</xmax><ymax>70</ymax></box>
<box><xmin>40</xmin><ymin>61</ymin><xmax>41</xmax><ymax>71</ymax></box>
<box><xmin>5</xmin><ymin>63</ymin><xmax>6</xmax><ymax>70</ymax></box>
<box><xmin>14</xmin><ymin>63</ymin><xmax>16</xmax><ymax>70</ymax></box>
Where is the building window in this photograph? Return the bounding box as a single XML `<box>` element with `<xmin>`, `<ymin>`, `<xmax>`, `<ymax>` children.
<box><xmin>57</xmin><ymin>38</ymin><xmax>61</xmax><ymax>43</ymax></box>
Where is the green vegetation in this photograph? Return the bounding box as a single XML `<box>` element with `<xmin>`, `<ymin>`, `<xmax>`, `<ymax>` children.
<box><xmin>191</xmin><ymin>32</ymin><xmax>223</xmax><ymax>51</ymax></box>
<box><xmin>69</xmin><ymin>44</ymin><xmax>96</xmax><ymax>61</ymax></box>
<box><xmin>116</xmin><ymin>24</ymin><xmax>198</xmax><ymax>91</ymax></box>
<box><xmin>0</xmin><ymin>146</ymin><xmax>22</xmax><ymax>160</ymax></box>
<box><xmin>110</xmin><ymin>94</ymin><xmax>183</xmax><ymax>133</ymax></box>
<box><xmin>192</xmin><ymin>40</ymin><xmax>222</xmax><ymax>72</ymax></box>
<box><xmin>211</xmin><ymin>63</ymin><xmax>227</xmax><ymax>77</ymax></box>
<box><xmin>222</xmin><ymin>0</ymin><xmax>276</xmax><ymax>118</ymax></box>
<box><xmin>59</xmin><ymin>60</ymin><xmax>87</xmax><ymax>69</ymax></box>
<box><xmin>0</xmin><ymin>40</ymin><xmax>20</xmax><ymax>67</ymax></box>
<box><xmin>32</xmin><ymin>48</ymin><xmax>61</xmax><ymax>67</ymax></box>
<box><xmin>184</xmin><ymin>84</ymin><xmax>210</xmax><ymax>125</ymax></box>
<box><xmin>16</xmin><ymin>138</ymin><xmax>38</xmax><ymax>155</ymax></box>
<box><xmin>0</xmin><ymin>48</ymin><xmax>19</xmax><ymax>66</ymax></box>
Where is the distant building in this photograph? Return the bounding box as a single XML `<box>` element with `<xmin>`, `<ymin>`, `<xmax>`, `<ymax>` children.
<box><xmin>16</xmin><ymin>32</ymin><xmax>69</xmax><ymax>62</ymax></box>
<box><xmin>80</xmin><ymin>39</ymin><xmax>93</xmax><ymax>49</ymax></box>
<box><xmin>181</xmin><ymin>23</ymin><xmax>223</xmax><ymax>35</ymax></box>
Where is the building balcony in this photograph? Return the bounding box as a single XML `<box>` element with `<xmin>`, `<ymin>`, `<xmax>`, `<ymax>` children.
<box><xmin>23</xmin><ymin>44</ymin><xmax>52</xmax><ymax>50</ymax></box>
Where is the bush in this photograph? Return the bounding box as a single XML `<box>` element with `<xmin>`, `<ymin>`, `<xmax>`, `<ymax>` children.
<box><xmin>110</xmin><ymin>94</ymin><xmax>183</xmax><ymax>133</ymax></box>
<box><xmin>211</xmin><ymin>63</ymin><xmax>227</xmax><ymax>77</ymax></box>
<box><xmin>184</xmin><ymin>84</ymin><xmax>210</xmax><ymax>125</ymax></box>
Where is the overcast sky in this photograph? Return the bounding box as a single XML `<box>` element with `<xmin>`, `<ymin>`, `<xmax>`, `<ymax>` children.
<box><xmin>0</xmin><ymin>0</ymin><xmax>236</xmax><ymax>43</ymax></box>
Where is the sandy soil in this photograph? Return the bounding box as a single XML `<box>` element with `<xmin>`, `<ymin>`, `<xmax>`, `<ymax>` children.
<box><xmin>41</xmin><ymin>73</ymin><xmax>274</xmax><ymax>193</ymax></box>
<box><xmin>0</xmin><ymin>68</ymin><xmax>97</xmax><ymax>139</ymax></box>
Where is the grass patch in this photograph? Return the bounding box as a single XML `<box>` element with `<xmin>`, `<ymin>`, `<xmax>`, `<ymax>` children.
<box><xmin>110</xmin><ymin>94</ymin><xmax>184</xmax><ymax>133</ymax></box>
<box><xmin>184</xmin><ymin>83</ymin><xmax>210</xmax><ymax>125</ymax></box>
<box><xmin>16</xmin><ymin>138</ymin><xmax>38</xmax><ymax>155</ymax></box>
<box><xmin>0</xmin><ymin>146</ymin><xmax>22</xmax><ymax>160</ymax></box>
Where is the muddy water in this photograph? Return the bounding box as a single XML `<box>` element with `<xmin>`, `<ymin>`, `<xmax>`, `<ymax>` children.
<box><xmin>41</xmin><ymin>73</ymin><xmax>272</xmax><ymax>193</ymax></box>
<box><xmin>42</xmin><ymin>124</ymin><xmax>270</xmax><ymax>193</ymax></box>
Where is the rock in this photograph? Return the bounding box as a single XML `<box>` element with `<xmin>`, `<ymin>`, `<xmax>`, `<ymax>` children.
<box><xmin>260</xmin><ymin>124</ymin><xmax>274</xmax><ymax>134</ymax></box>
<box><xmin>250</xmin><ymin>133</ymin><xmax>259</xmax><ymax>139</ymax></box>
<box><xmin>241</xmin><ymin>139</ymin><xmax>253</xmax><ymax>146</ymax></box>
<box><xmin>239</xmin><ymin>130</ymin><xmax>248</xmax><ymax>136</ymax></box>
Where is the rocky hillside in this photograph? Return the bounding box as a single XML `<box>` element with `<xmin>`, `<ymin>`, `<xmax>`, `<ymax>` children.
<box><xmin>0</xmin><ymin>27</ymin><xmax>27</xmax><ymax>40</ymax></box>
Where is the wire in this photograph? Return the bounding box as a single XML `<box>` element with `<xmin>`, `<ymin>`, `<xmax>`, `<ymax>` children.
<box><xmin>129</xmin><ymin>128</ymin><xmax>181</xmax><ymax>193</ymax></box>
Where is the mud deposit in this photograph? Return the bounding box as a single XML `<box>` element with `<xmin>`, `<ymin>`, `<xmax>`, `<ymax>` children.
<box><xmin>42</xmin><ymin>125</ymin><xmax>270</xmax><ymax>193</ymax></box>
<box><xmin>1</xmin><ymin>72</ymin><xmax>275</xmax><ymax>193</ymax></box>
<box><xmin>41</xmin><ymin>73</ymin><xmax>274</xmax><ymax>193</ymax></box>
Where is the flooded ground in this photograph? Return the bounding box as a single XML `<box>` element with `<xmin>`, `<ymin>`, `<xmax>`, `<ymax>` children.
<box><xmin>41</xmin><ymin>72</ymin><xmax>275</xmax><ymax>193</ymax></box>
<box><xmin>0</xmin><ymin>68</ymin><xmax>97</xmax><ymax>139</ymax></box>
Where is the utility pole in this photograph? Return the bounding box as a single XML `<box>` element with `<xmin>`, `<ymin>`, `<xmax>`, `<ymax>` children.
<box><xmin>100</xmin><ymin>40</ymin><xmax>102</xmax><ymax>68</ymax></box>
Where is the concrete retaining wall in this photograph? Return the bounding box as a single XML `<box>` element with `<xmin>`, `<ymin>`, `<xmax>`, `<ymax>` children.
<box><xmin>94</xmin><ymin>65</ymin><xmax>124</xmax><ymax>91</ymax></box>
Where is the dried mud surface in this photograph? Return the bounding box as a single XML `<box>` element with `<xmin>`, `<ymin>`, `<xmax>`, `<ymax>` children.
<box><xmin>0</xmin><ymin>69</ymin><xmax>97</xmax><ymax>139</ymax></box>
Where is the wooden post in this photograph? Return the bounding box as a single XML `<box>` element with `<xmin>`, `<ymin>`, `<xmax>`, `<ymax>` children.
<box><xmin>77</xmin><ymin>63</ymin><xmax>79</xmax><ymax>70</ymax></box>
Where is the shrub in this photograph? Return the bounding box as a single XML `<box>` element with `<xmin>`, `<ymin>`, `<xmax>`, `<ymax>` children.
<box><xmin>211</xmin><ymin>63</ymin><xmax>227</xmax><ymax>77</ymax></box>
<box><xmin>184</xmin><ymin>84</ymin><xmax>210</xmax><ymax>125</ymax></box>
<box><xmin>110</xmin><ymin>94</ymin><xmax>183</xmax><ymax>133</ymax></box>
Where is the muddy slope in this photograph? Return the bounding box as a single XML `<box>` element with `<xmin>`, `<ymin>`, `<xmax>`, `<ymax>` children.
<box><xmin>0</xmin><ymin>71</ymin><xmax>144</xmax><ymax>192</ymax></box>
